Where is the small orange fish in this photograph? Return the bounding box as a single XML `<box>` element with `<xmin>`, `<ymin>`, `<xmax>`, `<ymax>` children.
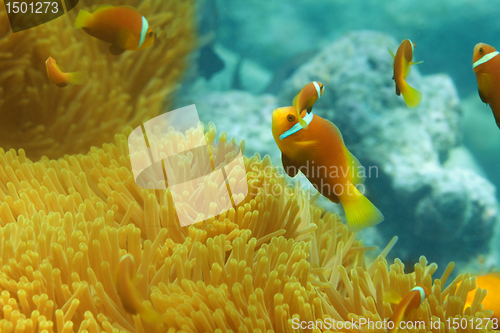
<box><xmin>389</xmin><ymin>39</ymin><xmax>422</xmax><ymax>108</ymax></box>
<box><xmin>292</xmin><ymin>81</ymin><xmax>324</xmax><ymax>129</ymax></box>
<box><xmin>272</xmin><ymin>106</ymin><xmax>384</xmax><ymax>231</ymax></box>
<box><xmin>386</xmin><ymin>285</ymin><xmax>430</xmax><ymax>333</ymax></box>
<box><xmin>462</xmin><ymin>273</ymin><xmax>500</xmax><ymax>320</ymax></box>
<box><xmin>116</xmin><ymin>254</ymin><xmax>162</xmax><ymax>324</ymax></box>
<box><xmin>75</xmin><ymin>5</ymin><xmax>155</xmax><ymax>55</ymax></box>
<box><xmin>45</xmin><ymin>56</ymin><xmax>84</xmax><ymax>88</ymax></box>
<box><xmin>472</xmin><ymin>43</ymin><xmax>500</xmax><ymax>128</ymax></box>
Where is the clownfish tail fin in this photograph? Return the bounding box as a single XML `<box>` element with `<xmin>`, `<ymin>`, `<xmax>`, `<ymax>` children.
<box><xmin>402</xmin><ymin>83</ymin><xmax>422</xmax><ymax>108</ymax></box>
<box><xmin>138</xmin><ymin>304</ymin><xmax>163</xmax><ymax>325</ymax></box>
<box><xmin>298</xmin><ymin>116</ymin><xmax>308</xmax><ymax>129</ymax></box>
<box><xmin>341</xmin><ymin>183</ymin><xmax>384</xmax><ymax>232</ymax></box>
<box><xmin>74</xmin><ymin>10</ymin><xmax>91</xmax><ymax>29</ymax></box>
<box><xmin>292</xmin><ymin>95</ymin><xmax>308</xmax><ymax>129</ymax></box>
<box><xmin>68</xmin><ymin>71</ymin><xmax>85</xmax><ymax>85</ymax></box>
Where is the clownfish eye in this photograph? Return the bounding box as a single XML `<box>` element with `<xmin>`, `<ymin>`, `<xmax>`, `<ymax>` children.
<box><xmin>148</xmin><ymin>31</ymin><xmax>154</xmax><ymax>37</ymax></box>
<box><xmin>479</xmin><ymin>47</ymin><xmax>484</xmax><ymax>54</ymax></box>
<box><xmin>287</xmin><ymin>114</ymin><xmax>296</xmax><ymax>122</ymax></box>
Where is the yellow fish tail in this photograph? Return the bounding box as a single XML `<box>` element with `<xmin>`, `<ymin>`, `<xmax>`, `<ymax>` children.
<box><xmin>138</xmin><ymin>304</ymin><xmax>163</xmax><ymax>325</ymax></box>
<box><xmin>74</xmin><ymin>10</ymin><xmax>91</xmax><ymax>29</ymax></box>
<box><xmin>402</xmin><ymin>83</ymin><xmax>421</xmax><ymax>108</ymax></box>
<box><xmin>68</xmin><ymin>71</ymin><xmax>85</xmax><ymax>85</ymax></box>
<box><xmin>298</xmin><ymin>115</ymin><xmax>308</xmax><ymax>129</ymax></box>
<box><xmin>341</xmin><ymin>183</ymin><xmax>384</xmax><ymax>231</ymax></box>
<box><xmin>292</xmin><ymin>94</ymin><xmax>308</xmax><ymax>129</ymax></box>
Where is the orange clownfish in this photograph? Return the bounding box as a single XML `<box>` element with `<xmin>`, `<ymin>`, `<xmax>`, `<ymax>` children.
<box><xmin>461</xmin><ymin>272</ymin><xmax>500</xmax><ymax>320</ymax></box>
<box><xmin>389</xmin><ymin>39</ymin><xmax>422</xmax><ymax>108</ymax></box>
<box><xmin>75</xmin><ymin>5</ymin><xmax>155</xmax><ymax>55</ymax></box>
<box><xmin>292</xmin><ymin>81</ymin><xmax>324</xmax><ymax>129</ymax></box>
<box><xmin>386</xmin><ymin>285</ymin><xmax>430</xmax><ymax>333</ymax></box>
<box><xmin>472</xmin><ymin>43</ymin><xmax>500</xmax><ymax>128</ymax></box>
<box><xmin>45</xmin><ymin>56</ymin><xmax>84</xmax><ymax>88</ymax></box>
<box><xmin>272</xmin><ymin>106</ymin><xmax>384</xmax><ymax>231</ymax></box>
<box><xmin>116</xmin><ymin>254</ymin><xmax>162</xmax><ymax>324</ymax></box>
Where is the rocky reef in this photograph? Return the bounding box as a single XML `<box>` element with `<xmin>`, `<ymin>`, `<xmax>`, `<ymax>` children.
<box><xmin>187</xmin><ymin>30</ymin><xmax>499</xmax><ymax>272</ymax></box>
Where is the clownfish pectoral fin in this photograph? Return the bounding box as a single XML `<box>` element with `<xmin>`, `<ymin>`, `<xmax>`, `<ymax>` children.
<box><xmin>402</xmin><ymin>84</ymin><xmax>422</xmax><ymax>108</ymax></box>
<box><xmin>411</xmin><ymin>60</ymin><xmax>423</xmax><ymax>66</ymax></box>
<box><xmin>388</xmin><ymin>48</ymin><xmax>395</xmax><ymax>59</ymax></box>
<box><xmin>74</xmin><ymin>9</ymin><xmax>92</xmax><ymax>29</ymax></box>
<box><xmin>341</xmin><ymin>182</ymin><xmax>384</xmax><ymax>231</ymax></box>
<box><xmin>282</xmin><ymin>154</ymin><xmax>298</xmax><ymax>177</ymax></box>
<box><xmin>344</xmin><ymin>148</ymin><xmax>365</xmax><ymax>185</ymax></box>
<box><xmin>294</xmin><ymin>140</ymin><xmax>320</xmax><ymax>164</ymax></box>
<box><xmin>109</xmin><ymin>45</ymin><xmax>126</xmax><ymax>55</ymax></box>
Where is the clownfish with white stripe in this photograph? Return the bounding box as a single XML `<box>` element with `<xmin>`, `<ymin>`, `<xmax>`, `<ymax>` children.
<box><xmin>75</xmin><ymin>5</ymin><xmax>155</xmax><ymax>55</ymax></box>
<box><xmin>389</xmin><ymin>39</ymin><xmax>423</xmax><ymax>108</ymax></box>
<box><xmin>385</xmin><ymin>285</ymin><xmax>430</xmax><ymax>333</ymax></box>
<box><xmin>472</xmin><ymin>43</ymin><xmax>500</xmax><ymax>128</ymax></box>
<box><xmin>292</xmin><ymin>81</ymin><xmax>324</xmax><ymax>129</ymax></box>
<box><xmin>271</xmin><ymin>106</ymin><xmax>384</xmax><ymax>231</ymax></box>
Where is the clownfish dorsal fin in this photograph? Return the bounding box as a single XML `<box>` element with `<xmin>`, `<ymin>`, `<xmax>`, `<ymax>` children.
<box><xmin>388</xmin><ymin>48</ymin><xmax>395</xmax><ymax>59</ymax></box>
<box><xmin>344</xmin><ymin>148</ymin><xmax>365</xmax><ymax>185</ymax></box>
<box><xmin>282</xmin><ymin>154</ymin><xmax>298</xmax><ymax>178</ymax></box>
<box><xmin>384</xmin><ymin>288</ymin><xmax>402</xmax><ymax>304</ymax></box>
<box><xmin>92</xmin><ymin>4</ymin><xmax>114</xmax><ymax>14</ymax></box>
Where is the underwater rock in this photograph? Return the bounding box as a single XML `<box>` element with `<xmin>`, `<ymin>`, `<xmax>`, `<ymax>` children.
<box><xmin>175</xmin><ymin>90</ymin><xmax>280</xmax><ymax>158</ymax></box>
<box><xmin>187</xmin><ymin>44</ymin><xmax>272</xmax><ymax>94</ymax></box>
<box><xmin>280</xmin><ymin>30</ymin><xmax>499</xmax><ymax>268</ymax></box>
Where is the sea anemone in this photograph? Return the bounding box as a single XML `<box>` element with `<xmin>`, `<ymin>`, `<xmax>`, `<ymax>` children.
<box><xmin>0</xmin><ymin>0</ymin><xmax>196</xmax><ymax>160</ymax></box>
<box><xmin>0</xmin><ymin>125</ymin><xmax>496</xmax><ymax>332</ymax></box>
